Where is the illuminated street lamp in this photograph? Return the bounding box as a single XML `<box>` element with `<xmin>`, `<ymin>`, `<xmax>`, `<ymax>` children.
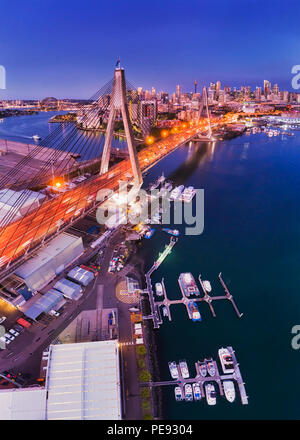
<box><xmin>146</xmin><ymin>136</ymin><xmax>154</xmax><ymax>145</ymax></box>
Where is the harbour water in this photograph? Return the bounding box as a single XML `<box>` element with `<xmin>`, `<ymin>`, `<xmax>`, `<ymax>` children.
<box><xmin>1</xmin><ymin>112</ymin><xmax>300</xmax><ymax>419</ymax></box>
<box><xmin>141</xmin><ymin>133</ymin><xmax>300</xmax><ymax>419</ymax></box>
<box><xmin>0</xmin><ymin>110</ymin><xmax>127</xmax><ymax>159</ymax></box>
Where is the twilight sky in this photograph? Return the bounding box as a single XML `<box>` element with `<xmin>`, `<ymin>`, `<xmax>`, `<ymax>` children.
<box><xmin>0</xmin><ymin>0</ymin><xmax>299</xmax><ymax>99</ymax></box>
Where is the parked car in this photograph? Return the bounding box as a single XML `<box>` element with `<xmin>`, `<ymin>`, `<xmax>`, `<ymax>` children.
<box><xmin>0</xmin><ymin>316</ymin><xmax>6</xmax><ymax>324</ymax></box>
<box><xmin>9</xmin><ymin>329</ymin><xmax>19</xmax><ymax>337</ymax></box>
<box><xmin>14</xmin><ymin>325</ymin><xmax>25</xmax><ymax>333</ymax></box>
<box><xmin>5</xmin><ymin>333</ymin><xmax>14</xmax><ymax>341</ymax></box>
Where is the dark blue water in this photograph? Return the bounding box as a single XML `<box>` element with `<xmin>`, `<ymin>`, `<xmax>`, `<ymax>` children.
<box><xmin>0</xmin><ymin>111</ymin><xmax>127</xmax><ymax>160</ymax></box>
<box><xmin>141</xmin><ymin>133</ymin><xmax>300</xmax><ymax>419</ymax></box>
<box><xmin>2</xmin><ymin>114</ymin><xmax>299</xmax><ymax>419</ymax></box>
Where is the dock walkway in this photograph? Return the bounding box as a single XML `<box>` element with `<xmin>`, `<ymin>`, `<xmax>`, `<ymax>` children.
<box><xmin>140</xmin><ymin>346</ymin><xmax>248</xmax><ymax>405</ymax></box>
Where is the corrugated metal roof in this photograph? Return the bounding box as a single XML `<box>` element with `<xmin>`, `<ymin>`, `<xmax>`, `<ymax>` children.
<box><xmin>15</xmin><ymin>233</ymin><xmax>83</xmax><ymax>278</ymax></box>
<box><xmin>54</xmin><ymin>278</ymin><xmax>82</xmax><ymax>300</ymax></box>
<box><xmin>0</xmin><ymin>388</ymin><xmax>47</xmax><ymax>420</ymax></box>
<box><xmin>14</xmin><ymin>233</ymin><xmax>84</xmax><ymax>292</ymax></box>
<box><xmin>24</xmin><ymin>289</ymin><xmax>63</xmax><ymax>320</ymax></box>
<box><xmin>45</xmin><ymin>341</ymin><xmax>121</xmax><ymax>420</ymax></box>
<box><xmin>67</xmin><ymin>266</ymin><xmax>94</xmax><ymax>286</ymax></box>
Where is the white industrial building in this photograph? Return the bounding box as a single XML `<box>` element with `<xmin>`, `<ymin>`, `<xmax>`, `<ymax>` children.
<box><xmin>14</xmin><ymin>232</ymin><xmax>84</xmax><ymax>292</ymax></box>
<box><xmin>0</xmin><ymin>340</ymin><xmax>122</xmax><ymax>420</ymax></box>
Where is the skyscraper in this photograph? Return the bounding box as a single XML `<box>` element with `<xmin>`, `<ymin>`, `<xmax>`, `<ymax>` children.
<box><xmin>255</xmin><ymin>87</ymin><xmax>262</xmax><ymax>101</ymax></box>
<box><xmin>263</xmin><ymin>80</ymin><xmax>271</xmax><ymax>97</ymax></box>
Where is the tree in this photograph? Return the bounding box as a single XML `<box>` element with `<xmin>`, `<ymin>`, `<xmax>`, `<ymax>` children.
<box><xmin>143</xmin><ymin>413</ymin><xmax>153</xmax><ymax>420</ymax></box>
<box><xmin>141</xmin><ymin>388</ymin><xmax>150</xmax><ymax>398</ymax></box>
<box><xmin>139</xmin><ymin>369</ymin><xmax>151</xmax><ymax>382</ymax></box>
<box><xmin>138</xmin><ymin>358</ymin><xmax>146</xmax><ymax>369</ymax></box>
<box><xmin>137</xmin><ymin>345</ymin><xmax>146</xmax><ymax>356</ymax></box>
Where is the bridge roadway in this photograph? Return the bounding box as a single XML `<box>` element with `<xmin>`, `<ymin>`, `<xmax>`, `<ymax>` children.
<box><xmin>0</xmin><ymin>123</ymin><xmax>207</xmax><ymax>278</ymax></box>
<box><xmin>140</xmin><ymin>346</ymin><xmax>248</xmax><ymax>405</ymax></box>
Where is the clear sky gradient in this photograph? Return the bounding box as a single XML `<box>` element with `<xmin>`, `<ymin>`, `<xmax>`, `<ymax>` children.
<box><xmin>0</xmin><ymin>0</ymin><xmax>299</xmax><ymax>99</ymax></box>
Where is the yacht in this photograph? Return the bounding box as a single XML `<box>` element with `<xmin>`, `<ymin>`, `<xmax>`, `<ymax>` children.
<box><xmin>206</xmin><ymin>358</ymin><xmax>216</xmax><ymax>377</ymax></box>
<box><xmin>184</xmin><ymin>384</ymin><xmax>193</xmax><ymax>402</ymax></box>
<box><xmin>181</xmin><ymin>186</ymin><xmax>196</xmax><ymax>203</ymax></box>
<box><xmin>168</xmin><ymin>361</ymin><xmax>179</xmax><ymax>379</ymax></box>
<box><xmin>174</xmin><ymin>386</ymin><xmax>183</xmax><ymax>401</ymax></box>
<box><xmin>223</xmin><ymin>380</ymin><xmax>236</xmax><ymax>403</ymax></box>
<box><xmin>155</xmin><ymin>282</ymin><xmax>163</xmax><ymax>296</ymax></box>
<box><xmin>192</xmin><ymin>383</ymin><xmax>201</xmax><ymax>401</ymax></box>
<box><xmin>179</xmin><ymin>359</ymin><xmax>189</xmax><ymax>379</ymax></box>
<box><xmin>198</xmin><ymin>361</ymin><xmax>207</xmax><ymax>377</ymax></box>
<box><xmin>178</xmin><ymin>273</ymin><xmax>200</xmax><ymax>297</ymax></box>
<box><xmin>162</xmin><ymin>306</ymin><xmax>168</xmax><ymax>317</ymax></box>
<box><xmin>32</xmin><ymin>134</ymin><xmax>41</xmax><ymax>141</ymax></box>
<box><xmin>218</xmin><ymin>347</ymin><xmax>234</xmax><ymax>374</ymax></box>
<box><xmin>205</xmin><ymin>383</ymin><xmax>217</xmax><ymax>405</ymax></box>
<box><xmin>170</xmin><ymin>185</ymin><xmax>184</xmax><ymax>201</ymax></box>
<box><xmin>202</xmin><ymin>280</ymin><xmax>212</xmax><ymax>293</ymax></box>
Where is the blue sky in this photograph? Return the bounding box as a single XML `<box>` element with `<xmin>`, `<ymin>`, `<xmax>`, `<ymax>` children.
<box><xmin>0</xmin><ymin>0</ymin><xmax>299</xmax><ymax>99</ymax></box>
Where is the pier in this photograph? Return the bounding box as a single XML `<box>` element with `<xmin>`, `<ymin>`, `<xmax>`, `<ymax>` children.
<box><xmin>144</xmin><ymin>237</ymin><xmax>178</xmax><ymax>328</ymax></box>
<box><xmin>140</xmin><ymin>346</ymin><xmax>248</xmax><ymax>405</ymax></box>
<box><xmin>144</xmin><ymin>265</ymin><xmax>243</xmax><ymax>327</ymax></box>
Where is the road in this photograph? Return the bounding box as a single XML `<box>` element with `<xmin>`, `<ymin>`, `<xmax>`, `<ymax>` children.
<box><xmin>0</xmin><ymin>228</ymin><xmax>142</xmax><ymax>419</ymax></box>
<box><xmin>0</xmin><ymin>119</ymin><xmax>216</xmax><ymax>269</ymax></box>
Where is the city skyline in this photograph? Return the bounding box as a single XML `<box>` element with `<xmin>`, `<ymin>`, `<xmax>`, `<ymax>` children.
<box><xmin>0</xmin><ymin>0</ymin><xmax>299</xmax><ymax>99</ymax></box>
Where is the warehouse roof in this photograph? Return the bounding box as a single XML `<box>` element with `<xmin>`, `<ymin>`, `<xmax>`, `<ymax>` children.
<box><xmin>67</xmin><ymin>266</ymin><xmax>94</xmax><ymax>286</ymax></box>
<box><xmin>0</xmin><ymin>388</ymin><xmax>47</xmax><ymax>420</ymax></box>
<box><xmin>24</xmin><ymin>289</ymin><xmax>63</xmax><ymax>320</ymax></box>
<box><xmin>45</xmin><ymin>340</ymin><xmax>121</xmax><ymax>420</ymax></box>
<box><xmin>15</xmin><ymin>233</ymin><xmax>83</xmax><ymax>279</ymax></box>
<box><xmin>54</xmin><ymin>278</ymin><xmax>82</xmax><ymax>300</ymax></box>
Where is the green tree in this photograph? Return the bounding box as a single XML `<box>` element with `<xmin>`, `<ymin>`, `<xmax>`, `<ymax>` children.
<box><xmin>137</xmin><ymin>345</ymin><xmax>146</xmax><ymax>356</ymax></box>
<box><xmin>138</xmin><ymin>358</ymin><xmax>146</xmax><ymax>369</ymax></box>
<box><xmin>141</xmin><ymin>388</ymin><xmax>150</xmax><ymax>398</ymax></box>
<box><xmin>139</xmin><ymin>370</ymin><xmax>151</xmax><ymax>382</ymax></box>
<box><xmin>143</xmin><ymin>413</ymin><xmax>153</xmax><ymax>420</ymax></box>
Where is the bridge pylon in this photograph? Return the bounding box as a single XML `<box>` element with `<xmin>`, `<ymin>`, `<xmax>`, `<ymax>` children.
<box><xmin>100</xmin><ymin>67</ymin><xmax>143</xmax><ymax>186</ymax></box>
<box><xmin>198</xmin><ymin>86</ymin><xmax>212</xmax><ymax>139</ymax></box>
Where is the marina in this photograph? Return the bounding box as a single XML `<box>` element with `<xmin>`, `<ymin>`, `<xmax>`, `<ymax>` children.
<box><xmin>140</xmin><ymin>346</ymin><xmax>248</xmax><ymax>405</ymax></box>
<box><xmin>143</xmin><ymin>255</ymin><xmax>243</xmax><ymax>327</ymax></box>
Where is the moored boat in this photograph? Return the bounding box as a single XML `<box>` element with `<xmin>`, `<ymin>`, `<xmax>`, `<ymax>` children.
<box><xmin>155</xmin><ymin>282</ymin><xmax>163</xmax><ymax>296</ymax></box>
<box><xmin>181</xmin><ymin>186</ymin><xmax>196</xmax><ymax>203</ymax></box>
<box><xmin>170</xmin><ymin>185</ymin><xmax>184</xmax><ymax>201</ymax></box>
<box><xmin>223</xmin><ymin>380</ymin><xmax>236</xmax><ymax>403</ymax></box>
<box><xmin>174</xmin><ymin>386</ymin><xmax>183</xmax><ymax>401</ymax></box>
<box><xmin>144</xmin><ymin>228</ymin><xmax>155</xmax><ymax>239</ymax></box>
<box><xmin>184</xmin><ymin>384</ymin><xmax>193</xmax><ymax>402</ymax></box>
<box><xmin>206</xmin><ymin>358</ymin><xmax>216</xmax><ymax>377</ymax></box>
<box><xmin>205</xmin><ymin>382</ymin><xmax>217</xmax><ymax>405</ymax></box>
<box><xmin>198</xmin><ymin>361</ymin><xmax>207</xmax><ymax>377</ymax></box>
<box><xmin>188</xmin><ymin>301</ymin><xmax>202</xmax><ymax>322</ymax></box>
<box><xmin>178</xmin><ymin>273</ymin><xmax>200</xmax><ymax>297</ymax></box>
<box><xmin>192</xmin><ymin>383</ymin><xmax>201</xmax><ymax>400</ymax></box>
<box><xmin>168</xmin><ymin>361</ymin><xmax>179</xmax><ymax>379</ymax></box>
<box><xmin>179</xmin><ymin>359</ymin><xmax>189</xmax><ymax>379</ymax></box>
<box><xmin>202</xmin><ymin>280</ymin><xmax>212</xmax><ymax>293</ymax></box>
<box><xmin>218</xmin><ymin>347</ymin><xmax>234</xmax><ymax>374</ymax></box>
<box><xmin>162</xmin><ymin>228</ymin><xmax>180</xmax><ymax>237</ymax></box>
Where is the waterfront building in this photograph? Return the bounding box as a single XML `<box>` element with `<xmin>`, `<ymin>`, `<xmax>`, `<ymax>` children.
<box><xmin>0</xmin><ymin>340</ymin><xmax>122</xmax><ymax>420</ymax></box>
